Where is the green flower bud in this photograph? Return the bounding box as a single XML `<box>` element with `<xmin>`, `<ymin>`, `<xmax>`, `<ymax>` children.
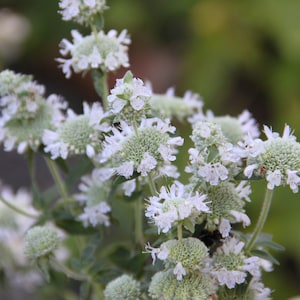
<box><xmin>161</xmin><ymin>238</ymin><xmax>209</xmax><ymax>272</ymax></box>
<box><xmin>24</xmin><ymin>226</ymin><xmax>59</xmax><ymax>259</ymax></box>
<box><xmin>104</xmin><ymin>274</ymin><xmax>141</xmax><ymax>300</ymax></box>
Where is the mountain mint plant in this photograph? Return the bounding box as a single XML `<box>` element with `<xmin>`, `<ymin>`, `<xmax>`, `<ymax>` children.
<box><xmin>0</xmin><ymin>1</ymin><xmax>298</xmax><ymax>299</ymax></box>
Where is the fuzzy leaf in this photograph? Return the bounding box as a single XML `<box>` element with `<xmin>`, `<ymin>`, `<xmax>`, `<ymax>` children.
<box><xmin>250</xmin><ymin>249</ymin><xmax>280</xmax><ymax>265</ymax></box>
<box><xmin>65</xmin><ymin>156</ymin><xmax>94</xmax><ymax>189</ymax></box>
<box><xmin>183</xmin><ymin>219</ymin><xmax>195</xmax><ymax>233</ymax></box>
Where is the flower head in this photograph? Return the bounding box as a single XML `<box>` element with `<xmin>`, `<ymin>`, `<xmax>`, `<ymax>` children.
<box><xmin>209</xmin><ymin>237</ymin><xmax>261</xmax><ymax>289</ymax></box>
<box><xmin>147</xmin><ymin>238</ymin><xmax>209</xmax><ymax>280</ymax></box>
<box><xmin>243</xmin><ymin>125</ymin><xmax>300</xmax><ymax>192</ymax></box>
<box><xmin>57</xmin><ymin>29</ymin><xmax>130</xmax><ymax>78</ymax></box>
<box><xmin>24</xmin><ymin>226</ymin><xmax>59</xmax><ymax>259</ymax></box>
<box><xmin>202</xmin><ymin>181</ymin><xmax>251</xmax><ymax>237</ymax></box>
<box><xmin>0</xmin><ymin>70</ymin><xmax>67</xmax><ymax>153</ymax></box>
<box><xmin>149</xmin><ymin>270</ymin><xmax>216</xmax><ymax>300</ymax></box>
<box><xmin>149</xmin><ymin>87</ymin><xmax>203</xmax><ymax>121</ymax></box>
<box><xmin>98</xmin><ymin>118</ymin><xmax>183</xmax><ymax>179</ymax></box>
<box><xmin>191</xmin><ymin>109</ymin><xmax>259</xmax><ymax>144</ymax></box>
<box><xmin>58</xmin><ymin>0</ymin><xmax>107</xmax><ymax>25</ymax></box>
<box><xmin>103</xmin><ymin>274</ymin><xmax>141</xmax><ymax>300</ymax></box>
<box><xmin>108</xmin><ymin>71</ymin><xmax>152</xmax><ymax>123</ymax></box>
<box><xmin>43</xmin><ymin>102</ymin><xmax>110</xmax><ymax>159</ymax></box>
<box><xmin>75</xmin><ymin>169</ymin><xmax>111</xmax><ymax>227</ymax></box>
<box><xmin>187</xmin><ymin>120</ymin><xmax>245</xmax><ymax>185</ymax></box>
<box><xmin>146</xmin><ymin>181</ymin><xmax>209</xmax><ymax>234</ymax></box>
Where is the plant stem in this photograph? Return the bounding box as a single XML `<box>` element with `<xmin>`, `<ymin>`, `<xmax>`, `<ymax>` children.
<box><xmin>245</xmin><ymin>188</ymin><xmax>274</xmax><ymax>252</ymax></box>
<box><xmin>177</xmin><ymin>223</ymin><xmax>183</xmax><ymax>241</ymax></box>
<box><xmin>50</xmin><ymin>256</ymin><xmax>88</xmax><ymax>281</ymax></box>
<box><xmin>148</xmin><ymin>173</ymin><xmax>157</xmax><ymax>195</ymax></box>
<box><xmin>44</xmin><ymin>157</ymin><xmax>69</xmax><ymax>203</ymax></box>
<box><xmin>100</xmin><ymin>72</ymin><xmax>108</xmax><ymax>111</ymax></box>
<box><xmin>0</xmin><ymin>195</ymin><xmax>39</xmax><ymax>219</ymax></box>
<box><xmin>134</xmin><ymin>196</ymin><xmax>144</xmax><ymax>247</ymax></box>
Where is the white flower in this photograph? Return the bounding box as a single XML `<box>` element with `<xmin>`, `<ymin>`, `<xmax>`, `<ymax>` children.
<box><xmin>0</xmin><ymin>71</ymin><xmax>67</xmax><ymax>153</ymax></box>
<box><xmin>209</xmin><ymin>237</ymin><xmax>262</xmax><ymax>289</ymax></box>
<box><xmin>286</xmin><ymin>170</ymin><xmax>300</xmax><ymax>193</ymax></box>
<box><xmin>242</xmin><ymin>124</ymin><xmax>300</xmax><ymax>192</ymax></box>
<box><xmin>230</xmin><ymin>210</ymin><xmax>251</xmax><ymax>227</ymax></box>
<box><xmin>213</xmin><ymin>269</ymin><xmax>246</xmax><ymax>289</ymax></box>
<box><xmin>244</xmin><ymin>164</ymin><xmax>258</xmax><ymax>178</ymax></box>
<box><xmin>266</xmin><ymin>170</ymin><xmax>282</xmax><ymax>190</ymax></box>
<box><xmin>249</xmin><ymin>278</ymin><xmax>272</xmax><ymax>300</ymax></box>
<box><xmin>43</xmin><ymin>102</ymin><xmax>110</xmax><ymax>159</ymax></box>
<box><xmin>116</xmin><ymin>161</ymin><xmax>135</xmax><ymax>179</ymax></box>
<box><xmin>136</xmin><ymin>152</ymin><xmax>157</xmax><ymax>176</ymax></box>
<box><xmin>98</xmin><ymin>118</ymin><xmax>183</xmax><ymax>179</ymax></box>
<box><xmin>59</xmin><ymin>0</ymin><xmax>107</xmax><ymax>25</ymax></box>
<box><xmin>146</xmin><ymin>181</ymin><xmax>209</xmax><ymax>234</ymax></box>
<box><xmin>145</xmin><ymin>243</ymin><xmax>169</xmax><ymax>265</ymax></box>
<box><xmin>57</xmin><ymin>29</ymin><xmax>130</xmax><ymax>78</ymax></box>
<box><xmin>107</xmin><ymin>71</ymin><xmax>152</xmax><ymax>123</ymax></box>
<box><xmin>198</xmin><ymin>163</ymin><xmax>229</xmax><ymax>185</ymax></box>
<box><xmin>239</xmin><ymin>135</ymin><xmax>265</xmax><ymax>158</ymax></box>
<box><xmin>0</xmin><ymin>184</ymin><xmax>39</xmax><ymax>266</ymax></box>
<box><xmin>219</xmin><ymin>218</ymin><xmax>231</xmax><ymax>238</ymax></box>
<box><xmin>78</xmin><ymin>202</ymin><xmax>111</xmax><ymax>227</ymax></box>
<box><xmin>173</xmin><ymin>262</ymin><xmax>186</xmax><ymax>281</ymax></box>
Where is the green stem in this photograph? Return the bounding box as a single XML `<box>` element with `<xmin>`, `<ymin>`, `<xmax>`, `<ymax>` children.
<box><xmin>100</xmin><ymin>72</ymin><xmax>108</xmax><ymax>111</ymax></box>
<box><xmin>44</xmin><ymin>157</ymin><xmax>69</xmax><ymax>203</ymax></box>
<box><xmin>0</xmin><ymin>195</ymin><xmax>39</xmax><ymax>219</ymax></box>
<box><xmin>245</xmin><ymin>188</ymin><xmax>274</xmax><ymax>252</ymax></box>
<box><xmin>177</xmin><ymin>223</ymin><xmax>183</xmax><ymax>241</ymax></box>
<box><xmin>92</xmin><ymin>282</ymin><xmax>104</xmax><ymax>300</ymax></box>
<box><xmin>148</xmin><ymin>173</ymin><xmax>157</xmax><ymax>195</ymax></box>
<box><xmin>50</xmin><ymin>257</ymin><xmax>88</xmax><ymax>281</ymax></box>
<box><xmin>134</xmin><ymin>196</ymin><xmax>144</xmax><ymax>247</ymax></box>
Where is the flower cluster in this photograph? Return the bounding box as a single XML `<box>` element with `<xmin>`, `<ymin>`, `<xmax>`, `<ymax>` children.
<box><xmin>57</xmin><ymin>29</ymin><xmax>130</xmax><ymax>78</ymax></box>
<box><xmin>58</xmin><ymin>0</ymin><xmax>107</xmax><ymax>25</ymax></box>
<box><xmin>43</xmin><ymin>101</ymin><xmax>110</xmax><ymax>159</ymax></box>
<box><xmin>0</xmin><ymin>1</ymin><xmax>299</xmax><ymax>299</ymax></box>
<box><xmin>242</xmin><ymin>124</ymin><xmax>300</xmax><ymax>192</ymax></box>
<box><xmin>0</xmin><ymin>70</ymin><xmax>67</xmax><ymax>153</ymax></box>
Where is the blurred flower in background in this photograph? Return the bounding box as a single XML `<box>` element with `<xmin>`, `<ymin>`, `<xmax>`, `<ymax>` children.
<box><xmin>0</xmin><ymin>9</ymin><xmax>31</xmax><ymax>67</ymax></box>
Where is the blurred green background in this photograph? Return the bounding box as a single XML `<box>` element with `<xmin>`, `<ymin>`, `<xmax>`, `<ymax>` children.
<box><xmin>1</xmin><ymin>0</ymin><xmax>300</xmax><ymax>299</ymax></box>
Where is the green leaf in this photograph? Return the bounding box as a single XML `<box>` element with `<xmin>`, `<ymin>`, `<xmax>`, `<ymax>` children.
<box><xmin>207</xmin><ymin>144</ymin><xmax>219</xmax><ymax>162</ymax></box>
<box><xmin>93</xmin><ymin>13</ymin><xmax>104</xmax><ymax>31</ymax></box>
<box><xmin>123</xmin><ymin>70</ymin><xmax>133</xmax><ymax>83</ymax></box>
<box><xmin>250</xmin><ymin>249</ymin><xmax>280</xmax><ymax>265</ymax></box>
<box><xmin>65</xmin><ymin>156</ymin><xmax>94</xmax><ymax>189</ymax></box>
<box><xmin>90</xmin><ymin>69</ymin><xmax>106</xmax><ymax>100</ymax></box>
<box><xmin>107</xmin><ymin>245</ymin><xmax>147</xmax><ymax>276</ymax></box>
<box><xmin>183</xmin><ymin>219</ymin><xmax>195</xmax><ymax>233</ymax></box>
<box><xmin>254</xmin><ymin>233</ymin><xmax>285</xmax><ymax>251</ymax></box>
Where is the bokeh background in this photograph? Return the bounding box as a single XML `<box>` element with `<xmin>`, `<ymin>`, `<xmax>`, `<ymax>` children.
<box><xmin>1</xmin><ymin>0</ymin><xmax>300</xmax><ymax>299</ymax></box>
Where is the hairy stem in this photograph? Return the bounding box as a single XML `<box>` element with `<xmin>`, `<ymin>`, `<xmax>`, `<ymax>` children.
<box><xmin>245</xmin><ymin>188</ymin><xmax>274</xmax><ymax>252</ymax></box>
<box><xmin>50</xmin><ymin>256</ymin><xmax>89</xmax><ymax>281</ymax></box>
<box><xmin>177</xmin><ymin>223</ymin><xmax>183</xmax><ymax>241</ymax></box>
<box><xmin>45</xmin><ymin>157</ymin><xmax>69</xmax><ymax>203</ymax></box>
<box><xmin>134</xmin><ymin>196</ymin><xmax>144</xmax><ymax>247</ymax></box>
<box><xmin>148</xmin><ymin>172</ymin><xmax>157</xmax><ymax>195</ymax></box>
